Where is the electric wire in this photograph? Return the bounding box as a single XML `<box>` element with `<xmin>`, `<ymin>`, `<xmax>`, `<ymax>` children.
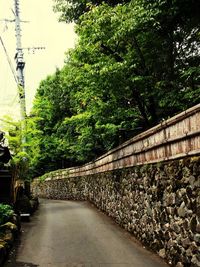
<box><xmin>0</xmin><ymin>3</ymin><xmax>21</xmax><ymax>117</ymax></box>
<box><xmin>0</xmin><ymin>35</ymin><xmax>18</xmax><ymax>84</ymax></box>
<box><xmin>10</xmin><ymin>93</ymin><xmax>19</xmax><ymax>106</ymax></box>
<box><xmin>0</xmin><ymin>34</ymin><xmax>19</xmax><ymax>112</ymax></box>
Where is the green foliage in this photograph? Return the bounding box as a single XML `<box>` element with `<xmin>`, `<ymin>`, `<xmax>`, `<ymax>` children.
<box><xmin>1</xmin><ymin>116</ymin><xmax>30</xmax><ymax>180</ymax></box>
<box><xmin>38</xmin><ymin>169</ymin><xmax>69</xmax><ymax>182</ymax></box>
<box><xmin>1</xmin><ymin>116</ymin><xmax>21</xmax><ymax>154</ymax></box>
<box><xmin>53</xmin><ymin>0</ymin><xmax>130</xmax><ymax>23</ymax></box>
<box><xmin>27</xmin><ymin>0</ymin><xmax>200</xmax><ymax>177</ymax></box>
<box><xmin>0</xmin><ymin>204</ymin><xmax>14</xmax><ymax>225</ymax></box>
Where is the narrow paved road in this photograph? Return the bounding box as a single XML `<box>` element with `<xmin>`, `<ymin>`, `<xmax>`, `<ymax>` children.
<box><xmin>5</xmin><ymin>199</ymin><xmax>169</xmax><ymax>267</ymax></box>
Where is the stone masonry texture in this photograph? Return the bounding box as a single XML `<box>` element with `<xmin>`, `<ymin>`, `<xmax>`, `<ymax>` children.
<box><xmin>32</xmin><ymin>156</ymin><xmax>200</xmax><ymax>267</ymax></box>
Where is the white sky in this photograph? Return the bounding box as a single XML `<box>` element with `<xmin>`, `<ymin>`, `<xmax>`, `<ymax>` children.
<box><xmin>0</xmin><ymin>0</ymin><xmax>76</xmax><ymax>120</ymax></box>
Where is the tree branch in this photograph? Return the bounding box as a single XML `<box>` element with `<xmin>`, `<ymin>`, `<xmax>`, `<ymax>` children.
<box><xmin>100</xmin><ymin>43</ymin><xmax>124</xmax><ymax>62</ymax></box>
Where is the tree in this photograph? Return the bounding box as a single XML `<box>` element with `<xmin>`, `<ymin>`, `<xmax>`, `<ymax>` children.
<box><xmin>53</xmin><ymin>0</ymin><xmax>130</xmax><ymax>23</ymax></box>
<box><xmin>27</xmin><ymin>0</ymin><xmax>200</xmax><ymax>177</ymax></box>
<box><xmin>76</xmin><ymin>0</ymin><xmax>200</xmax><ymax>118</ymax></box>
<box><xmin>1</xmin><ymin>116</ymin><xmax>29</xmax><ymax>181</ymax></box>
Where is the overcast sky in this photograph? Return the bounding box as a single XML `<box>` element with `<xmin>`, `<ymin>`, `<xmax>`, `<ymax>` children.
<box><xmin>0</xmin><ymin>0</ymin><xmax>76</xmax><ymax>120</ymax></box>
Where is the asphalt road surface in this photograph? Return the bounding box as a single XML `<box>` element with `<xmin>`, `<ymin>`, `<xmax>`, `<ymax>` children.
<box><xmin>5</xmin><ymin>199</ymin><xmax>169</xmax><ymax>267</ymax></box>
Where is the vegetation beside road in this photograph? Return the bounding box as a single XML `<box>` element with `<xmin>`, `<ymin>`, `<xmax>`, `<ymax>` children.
<box><xmin>26</xmin><ymin>0</ymin><xmax>200</xmax><ymax>177</ymax></box>
<box><xmin>3</xmin><ymin>0</ymin><xmax>200</xmax><ymax>179</ymax></box>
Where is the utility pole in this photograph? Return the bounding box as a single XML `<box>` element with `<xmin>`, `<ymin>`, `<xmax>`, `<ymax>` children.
<box><xmin>12</xmin><ymin>0</ymin><xmax>45</xmax><ymax>150</ymax></box>
<box><xmin>14</xmin><ymin>0</ymin><xmax>26</xmax><ymax>149</ymax></box>
<box><xmin>1</xmin><ymin>0</ymin><xmax>45</xmax><ymax>151</ymax></box>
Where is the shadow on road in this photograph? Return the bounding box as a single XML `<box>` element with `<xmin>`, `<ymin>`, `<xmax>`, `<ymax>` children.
<box><xmin>10</xmin><ymin>262</ymin><xmax>39</xmax><ymax>267</ymax></box>
<box><xmin>42</xmin><ymin>200</ymin><xmax>87</xmax><ymax>212</ymax></box>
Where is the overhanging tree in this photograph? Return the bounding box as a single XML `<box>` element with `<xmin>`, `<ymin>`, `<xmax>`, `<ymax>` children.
<box><xmin>27</xmin><ymin>0</ymin><xmax>200</xmax><ymax>177</ymax></box>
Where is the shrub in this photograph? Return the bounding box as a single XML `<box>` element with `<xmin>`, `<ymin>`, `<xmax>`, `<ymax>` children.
<box><xmin>0</xmin><ymin>204</ymin><xmax>14</xmax><ymax>225</ymax></box>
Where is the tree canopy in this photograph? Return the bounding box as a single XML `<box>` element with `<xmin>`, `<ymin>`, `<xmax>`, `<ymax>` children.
<box><xmin>26</xmin><ymin>0</ymin><xmax>200</xmax><ymax>177</ymax></box>
<box><xmin>53</xmin><ymin>0</ymin><xmax>130</xmax><ymax>23</ymax></box>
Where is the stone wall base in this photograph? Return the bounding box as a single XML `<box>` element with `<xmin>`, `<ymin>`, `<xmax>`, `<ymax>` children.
<box><xmin>32</xmin><ymin>157</ymin><xmax>200</xmax><ymax>267</ymax></box>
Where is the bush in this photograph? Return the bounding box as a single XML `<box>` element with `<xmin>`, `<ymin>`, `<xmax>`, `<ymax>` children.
<box><xmin>0</xmin><ymin>204</ymin><xmax>14</xmax><ymax>225</ymax></box>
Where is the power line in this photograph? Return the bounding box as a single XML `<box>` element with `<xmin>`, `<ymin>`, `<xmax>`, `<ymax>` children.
<box><xmin>1</xmin><ymin>0</ymin><xmax>45</xmax><ymax>130</ymax></box>
<box><xmin>0</xmin><ymin>34</ymin><xmax>19</xmax><ymax>109</ymax></box>
<box><xmin>0</xmin><ymin>35</ymin><xmax>18</xmax><ymax>84</ymax></box>
<box><xmin>10</xmin><ymin>93</ymin><xmax>19</xmax><ymax>107</ymax></box>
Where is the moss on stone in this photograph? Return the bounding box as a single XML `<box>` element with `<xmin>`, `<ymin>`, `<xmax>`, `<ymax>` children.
<box><xmin>0</xmin><ymin>222</ymin><xmax>17</xmax><ymax>232</ymax></box>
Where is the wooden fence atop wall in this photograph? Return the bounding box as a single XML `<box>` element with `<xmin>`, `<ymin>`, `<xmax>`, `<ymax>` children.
<box><xmin>53</xmin><ymin>104</ymin><xmax>200</xmax><ymax>178</ymax></box>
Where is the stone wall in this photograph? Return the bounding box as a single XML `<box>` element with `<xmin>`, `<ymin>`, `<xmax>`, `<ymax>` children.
<box><xmin>32</xmin><ymin>156</ymin><xmax>200</xmax><ymax>267</ymax></box>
